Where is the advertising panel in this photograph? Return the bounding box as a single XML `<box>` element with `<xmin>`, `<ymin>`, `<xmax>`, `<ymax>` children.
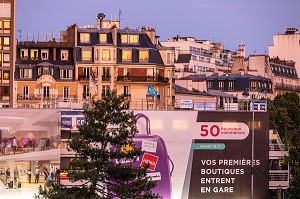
<box><xmin>60</xmin><ymin>110</ymin><xmax>269</xmax><ymax>199</ymax></box>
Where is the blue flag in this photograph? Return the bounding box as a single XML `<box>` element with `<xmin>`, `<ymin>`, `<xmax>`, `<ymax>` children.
<box><xmin>147</xmin><ymin>85</ymin><xmax>158</xmax><ymax>97</ymax></box>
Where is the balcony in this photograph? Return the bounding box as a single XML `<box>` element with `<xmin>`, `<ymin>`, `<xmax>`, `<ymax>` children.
<box><xmin>117</xmin><ymin>76</ymin><xmax>169</xmax><ymax>84</ymax></box>
<box><xmin>275</xmin><ymin>83</ymin><xmax>300</xmax><ymax>91</ymax></box>
<box><xmin>78</xmin><ymin>75</ymin><xmax>89</xmax><ymax>81</ymax></box>
<box><xmin>102</xmin><ymin>75</ymin><xmax>111</xmax><ymax>82</ymax></box>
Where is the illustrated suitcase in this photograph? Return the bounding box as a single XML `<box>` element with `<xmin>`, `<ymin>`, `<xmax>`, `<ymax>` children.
<box><xmin>8</xmin><ymin>181</ymin><xmax>13</xmax><ymax>188</ymax></box>
<box><xmin>18</xmin><ymin>182</ymin><xmax>21</xmax><ymax>188</ymax></box>
<box><xmin>129</xmin><ymin>113</ymin><xmax>174</xmax><ymax>199</ymax></box>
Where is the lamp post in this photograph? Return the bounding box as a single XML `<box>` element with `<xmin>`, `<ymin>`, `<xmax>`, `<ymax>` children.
<box><xmin>242</xmin><ymin>88</ymin><xmax>255</xmax><ymax>199</ymax></box>
<box><xmin>242</xmin><ymin>87</ymin><xmax>267</xmax><ymax>199</ymax></box>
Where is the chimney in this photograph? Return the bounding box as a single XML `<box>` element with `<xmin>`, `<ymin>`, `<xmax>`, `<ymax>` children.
<box><xmin>111</xmin><ymin>25</ymin><xmax>118</xmax><ymax>46</ymax></box>
<box><xmin>141</xmin><ymin>26</ymin><xmax>146</xmax><ymax>32</ymax></box>
<box><xmin>145</xmin><ymin>27</ymin><xmax>157</xmax><ymax>45</ymax></box>
<box><xmin>96</xmin><ymin>13</ymin><xmax>105</xmax><ymax>28</ymax></box>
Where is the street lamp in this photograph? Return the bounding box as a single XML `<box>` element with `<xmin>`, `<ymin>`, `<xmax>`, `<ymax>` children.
<box><xmin>242</xmin><ymin>88</ymin><xmax>255</xmax><ymax>199</ymax></box>
<box><xmin>242</xmin><ymin>87</ymin><xmax>267</xmax><ymax>199</ymax></box>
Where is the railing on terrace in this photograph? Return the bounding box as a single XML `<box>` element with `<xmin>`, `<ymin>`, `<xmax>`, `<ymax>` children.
<box><xmin>269</xmin><ymin>173</ymin><xmax>289</xmax><ymax>181</ymax></box>
<box><xmin>275</xmin><ymin>83</ymin><xmax>300</xmax><ymax>91</ymax></box>
<box><xmin>177</xmin><ymin>50</ymin><xmax>234</xmax><ymax>62</ymax></box>
<box><xmin>117</xmin><ymin>76</ymin><xmax>169</xmax><ymax>83</ymax></box>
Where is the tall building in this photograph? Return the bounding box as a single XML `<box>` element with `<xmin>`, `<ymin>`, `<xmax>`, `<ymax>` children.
<box><xmin>14</xmin><ymin>13</ymin><xmax>175</xmax><ymax>110</ymax></box>
<box><xmin>161</xmin><ymin>37</ymin><xmax>235</xmax><ymax>79</ymax></box>
<box><xmin>61</xmin><ymin>13</ymin><xmax>175</xmax><ymax>110</ymax></box>
<box><xmin>269</xmin><ymin>28</ymin><xmax>300</xmax><ymax>78</ymax></box>
<box><xmin>0</xmin><ymin>0</ymin><xmax>16</xmax><ymax>108</ymax></box>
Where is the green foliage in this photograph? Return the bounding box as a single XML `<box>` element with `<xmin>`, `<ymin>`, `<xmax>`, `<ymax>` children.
<box><xmin>36</xmin><ymin>90</ymin><xmax>160</xmax><ymax>199</ymax></box>
<box><xmin>268</xmin><ymin>92</ymin><xmax>300</xmax><ymax>178</ymax></box>
<box><xmin>286</xmin><ymin>166</ymin><xmax>300</xmax><ymax>199</ymax></box>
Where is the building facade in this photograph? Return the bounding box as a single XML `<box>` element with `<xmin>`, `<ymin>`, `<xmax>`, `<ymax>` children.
<box><xmin>0</xmin><ymin>0</ymin><xmax>15</xmax><ymax>108</ymax></box>
<box><xmin>161</xmin><ymin>37</ymin><xmax>235</xmax><ymax>79</ymax></box>
<box><xmin>14</xmin><ymin>40</ymin><xmax>76</xmax><ymax>108</ymax></box>
<box><xmin>269</xmin><ymin>28</ymin><xmax>300</xmax><ymax>78</ymax></box>
<box><xmin>61</xmin><ymin>13</ymin><xmax>175</xmax><ymax>110</ymax></box>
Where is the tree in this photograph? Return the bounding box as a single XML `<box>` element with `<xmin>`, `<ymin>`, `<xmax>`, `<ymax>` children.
<box><xmin>36</xmin><ymin>90</ymin><xmax>160</xmax><ymax>199</ymax></box>
<box><xmin>268</xmin><ymin>92</ymin><xmax>300</xmax><ymax>173</ymax></box>
<box><xmin>268</xmin><ymin>92</ymin><xmax>300</xmax><ymax>197</ymax></box>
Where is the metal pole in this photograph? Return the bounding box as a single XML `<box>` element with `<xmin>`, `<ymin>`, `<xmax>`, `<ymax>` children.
<box><xmin>251</xmin><ymin>100</ymin><xmax>254</xmax><ymax>199</ymax></box>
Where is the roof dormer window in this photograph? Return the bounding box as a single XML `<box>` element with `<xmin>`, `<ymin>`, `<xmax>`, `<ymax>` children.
<box><xmin>99</xmin><ymin>33</ymin><xmax>107</xmax><ymax>43</ymax></box>
<box><xmin>80</xmin><ymin>33</ymin><xmax>90</xmax><ymax>43</ymax></box>
<box><xmin>121</xmin><ymin>34</ymin><xmax>139</xmax><ymax>44</ymax></box>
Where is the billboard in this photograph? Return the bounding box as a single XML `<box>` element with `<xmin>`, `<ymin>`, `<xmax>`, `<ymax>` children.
<box><xmin>60</xmin><ymin>110</ymin><xmax>269</xmax><ymax>199</ymax></box>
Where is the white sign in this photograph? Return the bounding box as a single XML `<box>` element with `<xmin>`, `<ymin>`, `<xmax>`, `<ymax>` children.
<box><xmin>142</xmin><ymin>140</ymin><xmax>157</xmax><ymax>153</ymax></box>
<box><xmin>197</xmin><ymin>122</ymin><xmax>249</xmax><ymax>140</ymax></box>
<box><xmin>194</xmin><ymin>102</ymin><xmax>216</xmax><ymax>111</ymax></box>
<box><xmin>147</xmin><ymin>172</ymin><xmax>162</xmax><ymax>181</ymax></box>
<box><xmin>180</xmin><ymin>100</ymin><xmax>193</xmax><ymax>109</ymax></box>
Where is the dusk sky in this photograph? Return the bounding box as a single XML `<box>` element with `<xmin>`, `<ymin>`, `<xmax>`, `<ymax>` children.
<box><xmin>17</xmin><ymin>0</ymin><xmax>300</xmax><ymax>56</ymax></box>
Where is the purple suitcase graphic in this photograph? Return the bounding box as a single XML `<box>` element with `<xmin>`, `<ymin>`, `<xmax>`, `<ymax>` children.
<box><xmin>129</xmin><ymin>113</ymin><xmax>174</xmax><ymax>199</ymax></box>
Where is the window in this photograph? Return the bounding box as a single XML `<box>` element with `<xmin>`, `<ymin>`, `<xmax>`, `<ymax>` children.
<box><xmin>42</xmin><ymin>67</ymin><xmax>53</xmax><ymax>75</ymax></box>
<box><xmin>80</xmin><ymin>33</ymin><xmax>90</xmax><ymax>43</ymax></box>
<box><xmin>95</xmin><ymin>49</ymin><xmax>99</xmax><ymax>60</ymax></box>
<box><xmin>228</xmin><ymin>81</ymin><xmax>234</xmax><ymax>91</ymax></box>
<box><xmin>63</xmin><ymin>87</ymin><xmax>70</xmax><ymax>99</ymax></box>
<box><xmin>123</xmin><ymin>86</ymin><xmax>130</xmax><ymax>97</ymax></box>
<box><xmin>102</xmin><ymin>67</ymin><xmax>110</xmax><ymax>81</ymax></box>
<box><xmin>139</xmin><ymin>50</ymin><xmax>149</xmax><ymax>62</ymax></box>
<box><xmin>99</xmin><ymin>34</ymin><xmax>107</xmax><ymax>43</ymax></box>
<box><xmin>41</xmin><ymin>50</ymin><xmax>49</xmax><ymax>60</ymax></box>
<box><xmin>20</xmin><ymin>49</ymin><xmax>28</xmax><ymax>59</ymax></box>
<box><xmin>3</xmin><ymin>21</ymin><xmax>10</xmax><ymax>29</ymax></box>
<box><xmin>83</xmin><ymin>67</ymin><xmax>90</xmax><ymax>78</ymax></box>
<box><xmin>43</xmin><ymin>86</ymin><xmax>50</xmax><ymax>98</ymax></box>
<box><xmin>82</xmin><ymin>49</ymin><xmax>91</xmax><ymax>60</ymax></box>
<box><xmin>3</xmin><ymin>53</ymin><xmax>9</xmax><ymax>62</ymax></box>
<box><xmin>102</xmin><ymin>85</ymin><xmax>110</xmax><ymax>96</ymax></box>
<box><xmin>61</xmin><ymin>50</ymin><xmax>68</xmax><ymax>60</ymax></box>
<box><xmin>31</xmin><ymin>50</ymin><xmax>38</xmax><ymax>60</ymax></box>
<box><xmin>121</xmin><ymin>35</ymin><xmax>128</xmax><ymax>43</ymax></box>
<box><xmin>60</xmin><ymin>69</ymin><xmax>72</xmax><ymax>79</ymax></box>
<box><xmin>167</xmin><ymin>53</ymin><xmax>171</xmax><ymax>64</ymax></box>
<box><xmin>3</xmin><ymin>86</ymin><xmax>9</xmax><ymax>95</ymax></box>
<box><xmin>20</xmin><ymin>69</ymin><xmax>32</xmax><ymax>78</ymax></box>
<box><xmin>38</xmin><ymin>67</ymin><xmax>42</xmax><ymax>76</ymax></box>
<box><xmin>251</xmin><ymin>81</ymin><xmax>257</xmax><ymax>90</ymax></box>
<box><xmin>218</xmin><ymin>81</ymin><xmax>224</xmax><ymax>90</ymax></box>
<box><xmin>129</xmin><ymin>35</ymin><xmax>139</xmax><ymax>44</ymax></box>
<box><xmin>3</xmin><ymin>71</ymin><xmax>9</xmax><ymax>80</ymax></box>
<box><xmin>0</xmin><ymin>3</ymin><xmax>11</xmax><ymax>17</ymax></box>
<box><xmin>121</xmin><ymin>34</ymin><xmax>139</xmax><ymax>44</ymax></box>
<box><xmin>207</xmin><ymin>82</ymin><xmax>213</xmax><ymax>90</ymax></box>
<box><xmin>43</xmin><ymin>67</ymin><xmax>50</xmax><ymax>75</ymax></box>
<box><xmin>102</xmin><ymin>49</ymin><xmax>110</xmax><ymax>61</ymax></box>
<box><xmin>3</xmin><ymin>37</ymin><xmax>9</xmax><ymax>45</ymax></box>
<box><xmin>22</xmin><ymin>86</ymin><xmax>29</xmax><ymax>98</ymax></box>
<box><xmin>83</xmin><ymin>85</ymin><xmax>89</xmax><ymax>99</ymax></box>
<box><xmin>122</xmin><ymin>50</ymin><xmax>131</xmax><ymax>62</ymax></box>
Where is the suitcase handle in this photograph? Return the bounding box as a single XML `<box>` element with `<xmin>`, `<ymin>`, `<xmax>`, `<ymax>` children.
<box><xmin>168</xmin><ymin>156</ymin><xmax>174</xmax><ymax>177</ymax></box>
<box><xmin>135</xmin><ymin>113</ymin><xmax>151</xmax><ymax>135</ymax></box>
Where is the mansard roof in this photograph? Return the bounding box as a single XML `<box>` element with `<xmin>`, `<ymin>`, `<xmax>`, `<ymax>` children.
<box><xmin>270</xmin><ymin>62</ymin><xmax>298</xmax><ymax>79</ymax></box>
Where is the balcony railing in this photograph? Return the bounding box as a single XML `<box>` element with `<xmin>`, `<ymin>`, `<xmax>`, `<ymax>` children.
<box><xmin>102</xmin><ymin>75</ymin><xmax>111</xmax><ymax>82</ymax></box>
<box><xmin>275</xmin><ymin>83</ymin><xmax>300</xmax><ymax>91</ymax></box>
<box><xmin>117</xmin><ymin>76</ymin><xmax>169</xmax><ymax>83</ymax></box>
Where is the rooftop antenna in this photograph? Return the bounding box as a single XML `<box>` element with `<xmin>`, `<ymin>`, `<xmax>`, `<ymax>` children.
<box><xmin>17</xmin><ymin>29</ymin><xmax>21</xmax><ymax>41</ymax></box>
<box><xmin>118</xmin><ymin>9</ymin><xmax>123</xmax><ymax>27</ymax></box>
